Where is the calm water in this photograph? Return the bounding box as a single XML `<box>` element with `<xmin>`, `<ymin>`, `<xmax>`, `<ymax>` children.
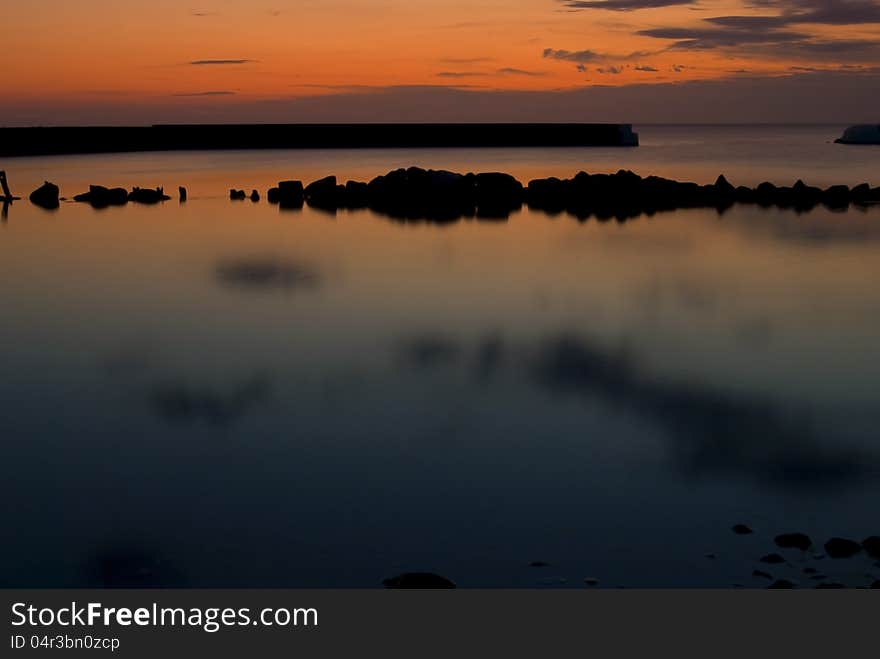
<box><xmin>2</xmin><ymin>125</ymin><xmax>880</xmax><ymax>588</ymax></box>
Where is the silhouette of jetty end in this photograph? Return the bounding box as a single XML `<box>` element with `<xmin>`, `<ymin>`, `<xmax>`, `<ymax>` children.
<box><xmin>0</xmin><ymin>170</ymin><xmax>21</xmax><ymax>201</ymax></box>
<box><xmin>836</xmin><ymin>124</ymin><xmax>880</xmax><ymax>145</ymax></box>
<box><xmin>0</xmin><ymin>123</ymin><xmax>638</xmax><ymax>157</ymax></box>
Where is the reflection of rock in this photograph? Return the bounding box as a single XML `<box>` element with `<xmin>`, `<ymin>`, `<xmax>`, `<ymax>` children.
<box><xmin>215</xmin><ymin>259</ymin><xmax>321</xmax><ymax>291</ymax></box>
<box><xmin>382</xmin><ymin>573</ymin><xmax>456</xmax><ymax>589</ymax></box>
<box><xmin>775</xmin><ymin>533</ymin><xmax>812</xmax><ymax>551</ymax></box>
<box><xmin>150</xmin><ymin>376</ymin><xmax>271</xmax><ymax>426</ymax></box>
<box><xmin>825</xmin><ymin>538</ymin><xmax>862</xmax><ymax>559</ymax></box>
<box><xmin>29</xmin><ymin>181</ymin><xmax>60</xmax><ymax>209</ymax></box>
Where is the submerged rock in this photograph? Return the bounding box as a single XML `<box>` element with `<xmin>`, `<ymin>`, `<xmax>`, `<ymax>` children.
<box><xmin>825</xmin><ymin>537</ymin><xmax>862</xmax><ymax>559</ymax></box>
<box><xmin>583</xmin><ymin>578</ymin><xmax>600</xmax><ymax>586</ymax></box>
<box><xmin>760</xmin><ymin>553</ymin><xmax>786</xmax><ymax>565</ymax></box>
<box><xmin>753</xmin><ymin>570</ymin><xmax>773</xmax><ymax>581</ymax></box>
<box><xmin>815</xmin><ymin>583</ymin><xmax>846</xmax><ymax>589</ymax></box>
<box><xmin>29</xmin><ymin>181</ymin><xmax>60</xmax><ymax>209</ymax></box>
<box><xmin>74</xmin><ymin>185</ymin><xmax>129</xmax><ymax>207</ymax></box>
<box><xmin>732</xmin><ymin>524</ymin><xmax>753</xmax><ymax>535</ymax></box>
<box><xmin>129</xmin><ymin>187</ymin><xmax>170</xmax><ymax>204</ymax></box>
<box><xmin>775</xmin><ymin>533</ymin><xmax>812</xmax><ymax>551</ymax></box>
<box><xmin>382</xmin><ymin>573</ymin><xmax>456</xmax><ymax>589</ymax></box>
<box><xmin>529</xmin><ymin>561</ymin><xmax>550</xmax><ymax>568</ymax></box>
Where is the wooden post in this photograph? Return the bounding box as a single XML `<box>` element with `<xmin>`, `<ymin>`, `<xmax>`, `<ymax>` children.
<box><xmin>0</xmin><ymin>170</ymin><xmax>11</xmax><ymax>199</ymax></box>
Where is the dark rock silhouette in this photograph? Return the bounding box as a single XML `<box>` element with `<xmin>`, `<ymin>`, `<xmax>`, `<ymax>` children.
<box><xmin>824</xmin><ymin>537</ymin><xmax>862</xmax><ymax>559</ymax></box>
<box><xmin>584</xmin><ymin>578</ymin><xmax>599</xmax><ymax>586</ymax></box>
<box><xmin>768</xmin><ymin>579</ymin><xmax>796</xmax><ymax>589</ymax></box>
<box><xmin>74</xmin><ymin>185</ymin><xmax>129</xmax><ymax>208</ymax></box>
<box><xmin>230</xmin><ymin>189</ymin><xmax>246</xmax><ymax>200</ymax></box>
<box><xmin>823</xmin><ymin>185</ymin><xmax>850</xmax><ymax>209</ymax></box>
<box><xmin>732</xmin><ymin>524</ymin><xmax>753</xmax><ymax>535</ymax></box>
<box><xmin>29</xmin><ymin>181</ymin><xmax>60</xmax><ymax>209</ymax></box>
<box><xmin>529</xmin><ymin>561</ymin><xmax>550</xmax><ymax>568</ymax></box>
<box><xmin>179</xmin><ymin>186</ymin><xmax>187</xmax><ymax>202</ymax></box>
<box><xmin>304</xmin><ymin>175</ymin><xmax>339</xmax><ymax>209</ymax></box>
<box><xmin>775</xmin><ymin>533</ymin><xmax>812</xmax><ymax>551</ymax></box>
<box><xmin>250</xmin><ymin>189</ymin><xmax>260</xmax><ymax>202</ymax></box>
<box><xmin>862</xmin><ymin>536</ymin><xmax>880</xmax><ymax>559</ymax></box>
<box><xmin>382</xmin><ymin>573</ymin><xmax>456</xmax><ymax>589</ymax></box>
<box><xmin>815</xmin><ymin>583</ymin><xmax>846</xmax><ymax>589</ymax></box>
<box><xmin>268</xmin><ymin>180</ymin><xmax>305</xmax><ymax>208</ymax></box>
<box><xmin>760</xmin><ymin>553</ymin><xmax>786</xmax><ymax>564</ymax></box>
<box><xmin>803</xmin><ymin>567</ymin><xmax>818</xmax><ymax>575</ymax></box>
<box><xmin>753</xmin><ymin>570</ymin><xmax>773</xmax><ymax>580</ymax></box>
<box><xmin>129</xmin><ymin>187</ymin><xmax>170</xmax><ymax>204</ymax></box>
<box><xmin>871</xmin><ymin>581</ymin><xmax>880</xmax><ymax>589</ymax></box>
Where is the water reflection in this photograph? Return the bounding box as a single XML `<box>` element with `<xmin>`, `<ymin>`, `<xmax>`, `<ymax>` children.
<box><xmin>1</xmin><ymin>189</ymin><xmax>879</xmax><ymax>588</ymax></box>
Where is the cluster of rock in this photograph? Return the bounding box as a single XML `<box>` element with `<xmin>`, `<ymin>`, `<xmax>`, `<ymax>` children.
<box><xmin>23</xmin><ymin>168</ymin><xmax>880</xmax><ymax>219</ymax></box>
<box><xmin>260</xmin><ymin>168</ymin><xmax>880</xmax><ymax>221</ymax></box>
<box><xmin>732</xmin><ymin>525</ymin><xmax>880</xmax><ymax>589</ymax></box>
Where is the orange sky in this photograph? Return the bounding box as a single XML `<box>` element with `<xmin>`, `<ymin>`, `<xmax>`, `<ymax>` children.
<box><xmin>4</xmin><ymin>0</ymin><xmax>880</xmax><ymax>122</ymax></box>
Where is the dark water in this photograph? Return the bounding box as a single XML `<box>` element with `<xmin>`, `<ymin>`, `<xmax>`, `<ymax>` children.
<box><xmin>2</xmin><ymin>126</ymin><xmax>880</xmax><ymax>588</ymax></box>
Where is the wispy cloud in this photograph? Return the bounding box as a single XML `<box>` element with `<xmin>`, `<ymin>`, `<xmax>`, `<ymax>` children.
<box><xmin>497</xmin><ymin>67</ymin><xmax>547</xmax><ymax>76</ymax></box>
<box><xmin>560</xmin><ymin>0</ymin><xmax>697</xmax><ymax>9</ymax></box>
<box><xmin>189</xmin><ymin>59</ymin><xmax>254</xmax><ymax>65</ymax></box>
<box><xmin>172</xmin><ymin>91</ymin><xmax>237</xmax><ymax>97</ymax></box>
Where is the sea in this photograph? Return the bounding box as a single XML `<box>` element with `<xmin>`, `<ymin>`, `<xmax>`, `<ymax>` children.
<box><xmin>2</xmin><ymin>124</ymin><xmax>879</xmax><ymax>588</ymax></box>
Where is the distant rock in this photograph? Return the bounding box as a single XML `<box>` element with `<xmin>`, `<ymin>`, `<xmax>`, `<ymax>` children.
<box><xmin>760</xmin><ymin>553</ymin><xmax>786</xmax><ymax>565</ymax></box>
<box><xmin>825</xmin><ymin>537</ymin><xmax>862</xmax><ymax>559</ymax></box>
<box><xmin>74</xmin><ymin>185</ymin><xmax>129</xmax><ymax>207</ymax></box>
<box><xmin>753</xmin><ymin>570</ymin><xmax>773</xmax><ymax>580</ymax></box>
<box><xmin>250</xmin><ymin>189</ymin><xmax>260</xmax><ymax>202</ymax></box>
<box><xmin>583</xmin><ymin>578</ymin><xmax>599</xmax><ymax>586</ymax></box>
<box><xmin>835</xmin><ymin>124</ymin><xmax>880</xmax><ymax>145</ymax></box>
<box><xmin>732</xmin><ymin>524</ymin><xmax>753</xmax><ymax>535</ymax></box>
<box><xmin>230</xmin><ymin>189</ymin><xmax>246</xmax><ymax>200</ymax></box>
<box><xmin>29</xmin><ymin>181</ymin><xmax>60</xmax><ymax>209</ymax></box>
<box><xmin>871</xmin><ymin>581</ymin><xmax>880</xmax><ymax>589</ymax></box>
<box><xmin>305</xmin><ymin>175</ymin><xmax>339</xmax><ymax>209</ymax></box>
<box><xmin>129</xmin><ymin>187</ymin><xmax>170</xmax><ymax>204</ymax></box>
<box><xmin>775</xmin><ymin>533</ymin><xmax>812</xmax><ymax>551</ymax></box>
<box><xmin>815</xmin><ymin>583</ymin><xmax>846</xmax><ymax>589</ymax></box>
<box><xmin>268</xmin><ymin>180</ymin><xmax>304</xmax><ymax>208</ymax></box>
<box><xmin>822</xmin><ymin>185</ymin><xmax>850</xmax><ymax>209</ymax></box>
<box><xmin>529</xmin><ymin>561</ymin><xmax>550</xmax><ymax>568</ymax></box>
<box><xmin>382</xmin><ymin>573</ymin><xmax>456</xmax><ymax>589</ymax></box>
<box><xmin>178</xmin><ymin>186</ymin><xmax>187</xmax><ymax>202</ymax></box>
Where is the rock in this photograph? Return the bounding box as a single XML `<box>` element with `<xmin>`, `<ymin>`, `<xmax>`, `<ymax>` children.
<box><xmin>791</xmin><ymin>180</ymin><xmax>822</xmax><ymax>211</ymax></box>
<box><xmin>815</xmin><ymin>583</ymin><xmax>846</xmax><ymax>589</ymax></box>
<box><xmin>732</xmin><ymin>524</ymin><xmax>753</xmax><ymax>535</ymax></box>
<box><xmin>753</xmin><ymin>570</ymin><xmax>773</xmax><ymax>580</ymax></box>
<box><xmin>29</xmin><ymin>181</ymin><xmax>60</xmax><ymax>209</ymax></box>
<box><xmin>178</xmin><ymin>186</ymin><xmax>187</xmax><ymax>202</ymax></box>
<box><xmin>129</xmin><ymin>187</ymin><xmax>170</xmax><ymax>204</ymax></box>
<box><xmin>344</xmin><ymin>180</ymin><xmax>369</xmax><ymax>208</ymax></box>
<box><xmin>583</xmin><ymin>578</ymin><xmax>599</xmax><ymax>586</ymax></box>
<box><xmin>269</xmin><ymin>180</ymin><xmax>304</xmax><ymax>208</ymax></box>
<box><xmin>529</xmin><ymin>561</ymin><xmax>550</xmax><ymax>568</ymax></box>
<box><xmin>714</xmin><ymin>174</ymin><xmax>736</xmax><ymax>198</ymax></box>
<box><xmin>474</xmin><ymin>172</ymin><xmax>523</xmax><ymax>218</ymax></box>
<box><xmin>74</xmin><ymin>185</ymin><xmax>129</xmax><ymax>207</ymax></box>
<box><xmin>760</xmin><ymin>553</ymin><xmax>786</xmax><ymax>565</ymax></box>
<box><xmin>825</xmin><ymin>537</ymin><xmax>862</xmax><ymax>559</ymax></box>
<box><xmin>755</xmin><ymin>181</ymin><xmax>778</xmax><ymax>205</ymax></box>
<box><xmin>250</xmin><ymin>189</ymin><xmax>260</xmax><ymax>202</ymax></box>
<box><xmin>775</xmin><ymin>533</ymin><xmax>812</xmax><ymax>551</ymax></box>
<box><xmin>768</xmin><ymin>579</ymin><xmax>796</xmax><ymax>589</ymax></box>
<box><xmin>871</xmin><ymin>581</ymin><xmax>880</xmax><ymax>589</ymax></box>
<box><xmin>810</xmin><ymin>575</ymin><xmax>828</xmax><ymax>581</ymax></box>
<box><xmin>705</xmin><ymin>553</ymin><xmax>717</xmax><ymax>560</ymax></box>
<box><xmin>803</xmin><ymin>567</ymin><xmax>818</xmax><ymax>575</ymax></box>
<box><xmin>734</xmin><ymin>186</ymin><xmax>755</xmax><ymax>203</ymax></box>
<box><xmin>305</xmin><ymin>175</ymin><xmax>339</xmax><ymax>209</ymax></box>
<box><xmin>861</xmin><ymin>536</ymin><xmax>880</xmax><ymax>559</ymax></box>
<box><xmin>822</xmin><ymin>185</ymin><xmax>850</xmax><ymax>209</ymax></box>
<box><xmin>851</xmin><ymin>183</ymin><xmax>872</xmax><ymax>204</ymax></box>
<box><xmin>527</xmin><ymin>177</ymin><xmax>570</xmax><ymax>213</ymax></box>
<box><xmin>382</xmin><ymin>573</ymin><xmax>456</xmax><ymax>589</ymax></box>
<box><xmin>230</xmin><ymin>189</ymin><xmax>246</xmax><ymax>200</ymax></box>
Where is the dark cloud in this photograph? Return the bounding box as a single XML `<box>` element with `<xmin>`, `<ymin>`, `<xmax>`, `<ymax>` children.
<box><xmin>436</xmin><ymin>71</ymin><xmax>487</xmax><ymax>78</ymax></box>
<box><xmin>215</xmin><ymin>259</ymin><xmax>321</xmax><ymax>291</ymax></box>
<box><xmin>496</xmin><ymin>67</ymin><xmax>547</xmax><ymax>76</ymax></box>
<box><xmin>189</xmin><ymin>59</ymin><xmax>253</xmax><ymax>65</ymax></box>
<box><xmin>172</xmin><ymin>91</ymin><xmax>236</xmax><ymax>97</ymax></box>
<box><xmin>543</xmin><ymin>48</ymin><xmax>603</xmax><ymax>63</ymax></box>
<box><xmin>561</xmin><ymin>0</ymin><xmax>697</xmax><ymax>9</ymax></box>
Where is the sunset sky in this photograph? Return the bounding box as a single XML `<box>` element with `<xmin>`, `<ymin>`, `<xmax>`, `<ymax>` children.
<box><xmin>5</xmin><ymin>0</ymin><xmax>880</xmax><ymax>124</ymax></box>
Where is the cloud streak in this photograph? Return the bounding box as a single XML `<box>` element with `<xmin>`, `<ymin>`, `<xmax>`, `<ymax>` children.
<box><xmin>189</xmin><ymin>59</ymin><xmax>254</xmax><ymax>65</ymax></box>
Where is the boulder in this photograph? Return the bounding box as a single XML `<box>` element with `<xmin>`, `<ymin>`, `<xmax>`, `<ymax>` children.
<box><xmin>861</xmin><ymin>536</ymin><xmax>880</xmax><ymax>559</ymax></box>
<box><xmin>179</xmin><ymin>186</ymin><xmax>187</xmax><ymax>202</ymax></box>
<box><xmin>382</xmin><ymin>573</ymin><xmax>456</xmax><ymax>589</ymax></box>
<box><xmin>824</xmin><ymin>537</ymin><xmax>862</xmax><ymax>559</ymax></box>
<box><xmin>822</xmin><ymin>185</ymin><xmax>850</xmax><ymax>209</ymax></box>
<box><xmin>129</xmin><ymin>187</ymin><xmax>170</xmax><ymax>204</ymax></box>
<box><xmin>268</xmin><ymin>180</ymin><xmax>304</xmax><ymax>208</ymax></box>
<box><xmin>74</xmin><ymin>185</ymin><xmax>129</xmax><ymax>207</ymax></box>
<box><xmin>250</xmin><ymin>189</ymin><xmax>260</xmax><ymax>202</ymax></box>
<box><xmin>230</xmin><ymin>189</ymin><xmax>246</xmax><ymax>200</ymax></box>
<box><xmin>768</xmin><ymin>579</ymin><xmax>796</xmax><ymax>589</ymax></box>
<box><xmin>29</xmin><ymin>181</ymin><xmax>60</xmax><ymax>209</ymax></box>
<box><xmin>775</xmin><ymin>533</ymin><xmax>812</xmax><ymax>551</ymax></box>
<box><xmin>304</xmin><ymin>175</ymin><xmax>339</xmax><ymax>209</ymax></box>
